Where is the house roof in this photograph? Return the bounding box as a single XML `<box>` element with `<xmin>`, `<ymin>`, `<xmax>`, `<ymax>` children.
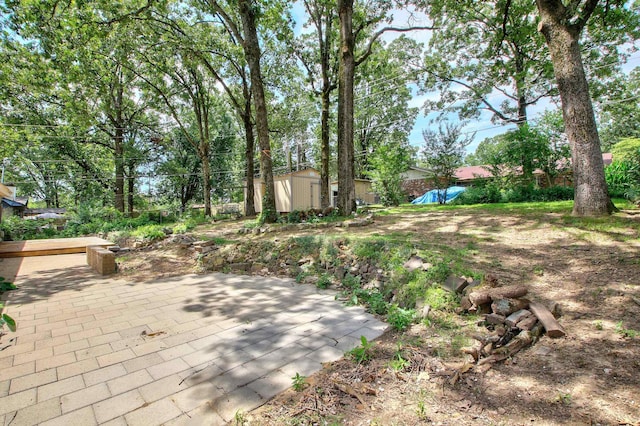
<box><xmin>454</xmin><ymin>165</ymin><xmax>493</xmax><ymax>181</ymax></box>
<box><xmin>24</xmin><ymin>208</ymin><xmax>66</xmax><ymax>215</ymax></box>
<box><xmin>455</xmin><ymin>153</ymin><xmax>613</xmax><ymax>181</ymax></box>
<box><xmin>254</xmin><ymin>168</ymin><xmax>321</xmax><ymax>182</ymax></box>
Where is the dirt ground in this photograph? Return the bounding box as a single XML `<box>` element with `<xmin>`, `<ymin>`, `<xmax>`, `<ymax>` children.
<box><xmin>116</xmin><ymin>208</ymin><xmax>640</xmax><ymax>425</ymax></box>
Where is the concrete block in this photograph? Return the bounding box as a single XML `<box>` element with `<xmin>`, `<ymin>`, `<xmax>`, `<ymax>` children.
<box><xmin>94</xmin><ymin>248</ymin><xmax>116</xmax><ymax>275</ymax></box>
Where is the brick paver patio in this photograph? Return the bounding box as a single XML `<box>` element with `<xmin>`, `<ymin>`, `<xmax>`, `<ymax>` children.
<box><xmin>0</xmin><ymin>254</ymin><xmax>387</xmax><ymax>425</ymax></box>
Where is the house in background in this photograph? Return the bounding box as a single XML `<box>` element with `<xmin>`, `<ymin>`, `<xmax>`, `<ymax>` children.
<box><xmin>403</xmin><ymin>153</ymin><xmax>614</xmax><ymax>198</ymax></box>
<box><xmin>250</xmin><ymin>168</ymin><xmax>322</xmax><ymax>213</ymax></box>
<box><xmin>401</xmin><ymin>166</ymin><xmax>432</xmax><ymax>200</ymax></box>
<box><xmin>455</xmin><ymin>153</ymin><xmax>613</xmax><ymax>187</ymax></box>
<box><xmin>0</xmin><ymin>184</ymin><xmax>28</xmax><ymax>220</ymax></box>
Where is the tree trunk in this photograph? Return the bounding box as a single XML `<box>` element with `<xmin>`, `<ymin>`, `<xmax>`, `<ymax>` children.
<box><xmin>536</xmin><ymin>1</ymin><xmax>612</xmax><ymax>216</ymax></box>
<box><xmin>243</xmin><ymin>107</ymin><xmax>256</xmax><ymax>216</ymax></box>
<box><xmin>320</xmin><ymin>88</ymin><xmax>331</xmax><ymax>208</ymax></box>
<box><xmin>337</xmin><ymin>0</ymin><xmax>356</xmax><ymax>215</ymax></box>
<box><xmin>114</xmin><ymin>126</ymin><xmax>125</xmax><ymax>213</ymax></box>
<box><xmin>127</xmin><ymin>166</ymin><xmax>135</xmax><ymax>215</ymax></box>
<box><xmin>239</xmin><ymin>0</ymin><xmax>277</xmax><ymax>222</ymax></box>
<box><xmin>201</xmin><ymin>147</ymin><xmax>212</xmax><ymax>217</ymax></box>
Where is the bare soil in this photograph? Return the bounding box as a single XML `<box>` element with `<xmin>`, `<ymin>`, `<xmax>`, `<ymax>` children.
<box><xmin>117</xmin><ymin>209</ymin><xmax>640</xmax><ymax>425</ymax></box>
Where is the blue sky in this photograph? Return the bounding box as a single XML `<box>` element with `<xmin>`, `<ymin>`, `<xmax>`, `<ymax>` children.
<box><xmin>289</xmin><ymin>3</ymin><xmax>640</xmax><ymax>155</ymax></box>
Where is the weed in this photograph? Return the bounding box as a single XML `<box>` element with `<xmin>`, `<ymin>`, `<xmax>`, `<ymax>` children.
<box><xmin>0</xmin><ymin>277</ymin><xmax>17</xmax><ymax>292</ymax></box>
<box><xmin>615</xmin><ymin>321</ymin><xmax>639</xmax><ymax>338</ymax></box>
<box><xmin>593</xmin><ymin>320</ymin><xmax>604</xmax><ymax>330</ymax></box>
<box><xmin>319</xmin><ymin>242</ymin><xmax>339</xmax><ymax>268</ymax></box>
<box><xmin>341</xmin><ymin>273</ymin><xmax>361</xmax><ymax>290</ymax></box>
<box><xmin>387</xmin><ymin>304</ymin><xmax>416</xmax><ymax>331</ymax></box>
<box><xmin>291</xmin><ymin>372</ymin><xmax>307</xmax><ymax>391</ymax></box>
<box><xmin>233</xmin><ymin>409</ymin><xmax>247</xmax><ymax>425</ymax></box>
<box><xmin>316</xmin><ymin>274</ymin><xmax>333</xmax><ymax>289</ymax></box>
<box><xmin>352</xmin><ymin>238</ymin><xmax>386</xmax><ymax>263</ymax></box>
<box><xmin>0</xmin><ymin>303</ymin><xmax>16</xmax><ymax>333</ymax></box>
<box><xmin>555</xmin><ymin>392</ymin><xmax>572</xmax><ymax>405</ymax></box>
<box><xmin>348</xmin><ymin>288</ymin><xmax>388</xmax><ymax>315</ymax></box>
<box><xmin>348</xmin><ymin>335</ymin><xmax>376</xmax><ymax>364</ymax></box>
<box><xmin>533</xmin><ymin>266</ymin><xmax>544</xmax><ymax>276</ymax></box>
<box><xmin>295</xmin><ymin>235</ymin><xmax>321</xmax><ymax>253</ymax></box>
<box><xmin>295</xmin><ymin>271</ymin><xmax>310</xmax><ymax>283</ymax></box>
<box><xmin>389</xmin><ymin>344</ymin><xmax>410</xmax><ymax>371</ymax></box>
<box><xmin>416</xmin><ymin>399</ymin><xmax>428</xmax><ymax>420</ymax></box>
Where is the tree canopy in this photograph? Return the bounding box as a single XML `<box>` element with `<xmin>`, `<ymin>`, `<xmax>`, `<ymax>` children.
<box><xmin>0</xmin><ymin>0</ymin><xmax>637</xmax><ymax>218</ymax></box>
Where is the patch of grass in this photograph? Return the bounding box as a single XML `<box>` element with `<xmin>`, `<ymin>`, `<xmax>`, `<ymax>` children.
<box><xmin>422</xmin><ymin>285</ymin><xmax>457</xmax><ymax>311</ymax></box>
<box><xmin>387</xmin><ymin>304</ymin><xmax>416</xmax><ymax>331</ymax></box>
<box><xmin>615</xmin><ymin>321</ymin><xmax>639</xmax><ymax>338</ymax></box>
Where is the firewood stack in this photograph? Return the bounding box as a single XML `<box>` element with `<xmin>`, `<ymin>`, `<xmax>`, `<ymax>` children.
<box><xmin>457</xmin><ymin>283</ymin><xmax>565</xmax><ymax>367</ymax></box>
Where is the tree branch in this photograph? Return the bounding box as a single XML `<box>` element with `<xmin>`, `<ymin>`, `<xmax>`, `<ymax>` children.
<box><xmin>205</xmin><ymin>0</ymin><xmax>244</xmax><ymax>45</ymax></box>
<box><xmin>355</xmin><ymin>26</ymin><xmax>435</xmax><ymax>66</ymax></box>
<box><xmin>575</xmin><ymin>0</ymin><xmax>600</xmax><ymax>31</ymax></box>
<box><xmin>426</xmin><ymin>70</ymin><xmax>519</xmax><ymax>124</ymax></box>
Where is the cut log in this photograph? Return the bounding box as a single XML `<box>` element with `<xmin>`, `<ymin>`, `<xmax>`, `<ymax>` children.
<box><xmin>505</xmin><ymin>309</ymin><xmax>532</xmax><ymax>327</ymax></box>
<box><xmin>492</xmin><ymin>329</ymin><xmax>533</xmax><ymax>357</ymax></box>
<box><xmin>484</xmin><ymin>313</ymin><xmax>506</xmax><ymax>325</ymax></box>
<box><xmin>468</xmin><ymin>285</ymin><xmax>528</xmax><ymax>306</ymax></box>
<box><xmin>516</xmin><ymin>315</ymin><xmax>538</xmax><ymax>331</ymax></box>
<box><xmin>491</xmin><ymin>298</ymin><xmax>529</xmax><ymax>316</ymax></box>
<box><xmin>529</xmin><ymin>301</ymin><xmax>566</xmax><ymax>338</ymax></box>
<box><xmin>460</xmin><ymin>296</ymin><xmax>472</xmax><ymax>311</ymax></box>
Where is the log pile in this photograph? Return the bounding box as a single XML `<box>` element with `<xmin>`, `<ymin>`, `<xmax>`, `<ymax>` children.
<box><xmin>454</xmin><ymin>282</ymin><xmax>565</xmax><ymax>368</ymax></box>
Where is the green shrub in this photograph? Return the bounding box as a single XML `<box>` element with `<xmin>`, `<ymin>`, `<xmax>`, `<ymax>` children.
<box><xmin>454</xmin><ymin>184</ymin><xmax>502</xmax><ymax>204</ymax></box>
<box><xmin>172</xmin><ymin>222</ymin><xmax>189</xmax><ymax>234</ymax></box>
<box><xmin>348</xmin><ymin>336</ymin><xmax>376</xmax><ymax>364</ymax></box>
<box><xmin>351</xmin><ymin>288</ymin><xmax>388</xmax><ymax>315</ymax></box>
<box><xmin>286</xmin><ymin>210</ymin><xmax>303</xmax><ymax>223</ymax></box>
<box><xmin>341</xmin><ymin>273</ymin><xmax>361</xmax><ymax>290</ymax></box>
<box><xmin>387</xmin><ymin>304</ymin><xmax>416</xmax><ymax>331</ymax></box>
<box><xmin>316</xmin><ymin>274</ymin><xmax>333</xmax><ymax>289</ymax></box>
<box><xmin>606</xmin><ymin>161</ymin><xmax>636</xmax><ymax>198</ymax></box>
<box><xmin>538</xmin><ymin>186</ymin><xmax>574</xmax><ymax>201</ymax></box>
<box><xmin>131</xmin><ymin>225</ymin><xmax>166</xmax><ymax>241</ymax></box>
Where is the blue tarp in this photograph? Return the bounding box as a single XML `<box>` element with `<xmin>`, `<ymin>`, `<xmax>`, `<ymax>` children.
<box><xmin>411</xmin><ymin>186</ymin><xmax>467</xmax><ymax>204</ymax></box>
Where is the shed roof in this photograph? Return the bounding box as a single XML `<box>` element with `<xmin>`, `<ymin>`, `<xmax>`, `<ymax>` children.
<box><xmin>2</xmin><ymin>198</ymin><xmax>26</xmax><ymax>208</ymax></box>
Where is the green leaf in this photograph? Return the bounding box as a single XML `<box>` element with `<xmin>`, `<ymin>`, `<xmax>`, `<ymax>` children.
<box><xmin>2</xmin><ymin>314</ymin><xmax>16</xmax><ymax>332</ymax></box>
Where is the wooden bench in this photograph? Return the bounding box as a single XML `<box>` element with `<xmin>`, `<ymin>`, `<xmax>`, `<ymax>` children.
<box><xmin>87</xmin><ymin>245</ymin><xmax>116</xmax><ymax>275</ymax></box>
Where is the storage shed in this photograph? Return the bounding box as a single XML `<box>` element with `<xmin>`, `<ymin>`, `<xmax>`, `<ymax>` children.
<box><xmin>330</xmin><ymin>179</ymin><xmax>376</xmax><ymax>206</ymax></box>
<box><xmin>250</xmin><ymin>168</ymin><xmax>322</xmax><ymax>213</ymax></box>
